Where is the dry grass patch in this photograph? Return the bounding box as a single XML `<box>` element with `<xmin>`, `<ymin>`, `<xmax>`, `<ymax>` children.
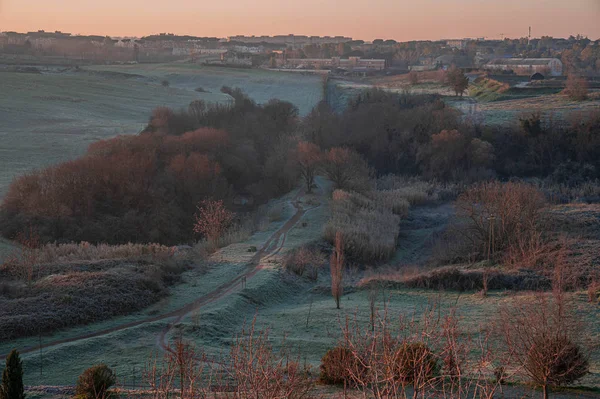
<box><xmin>376</xmin><ymin>175</ymin><xmax>461</xmax><ymax>205</ymax></box>
<box><xmin>0</xmin><ymin>242</ymin><xmax>191</xmax><ymax>340</ymax></box>
<box><xmin>324</xmin><ymin>190</ymin><xmax>401</xmax><ymax>262</ymax></box>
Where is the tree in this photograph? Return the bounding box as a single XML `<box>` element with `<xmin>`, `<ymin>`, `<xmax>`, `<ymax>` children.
<box><xmin>499</xmin><ymin>294</ymin><xmax>589</xmax><ymax>399</ymax></box>
<box><xmin>330</xmin><ymin>231</ymin><xmax>344</xmax><ymax>309</ymax></box>
<box><xmin>76</xmin><ymin>364</ymin><xmax>115</xmax><ymax>399</ymax></box>
<box><xmin>193</xmin><ymin>199</ymin><xmax>234</xmax><ymax>244</ymax></box>
<box><xmin>295</xmin><ymin>142</ymin><xmax>322</xmax><ymax>194</ymax></box>
<box><xmin>408</xmin><ymin>71</ymin><xmax>420</xmax><ymax>85</ymax></box>
<box><xmin>322</xmin><ymin>147</ymin><xmax>373</xmax><ymax>192</ymax></box>
<box><xmin>0</xmin><ymin>350</ymin><xmax>25</xmax><ymax>399</ymax></box>
<box><xmin>447</xmin><ymin>66</ymin><xmax>469</xmax><ymax>97</ymax></box>
<box><xmin>563</xmin><ymin>73</ymin><xmax>589</xmax><ymax>101</ymax></box>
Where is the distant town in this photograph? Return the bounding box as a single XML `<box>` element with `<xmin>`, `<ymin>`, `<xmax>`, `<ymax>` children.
<box><xmin>2</xmin><ymin>30</ymin><xmax>599</xmax><ymax>77</ymax></box>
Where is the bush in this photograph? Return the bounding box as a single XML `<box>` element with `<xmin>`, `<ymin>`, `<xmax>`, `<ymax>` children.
<box><xmin>161</xmin><ymin>79</ymin><xmax>170</xmax><ymax>87</ymax></box>
<box><xmin>394</xmin><ymin>342</ymin><xmax>438</xmax><ymax>384</ymax></box>
<box><xmin>563</xmin><ymin>74</ymin><xmax>588</xmax><ymax>101</ymax></box>
<box><xmin>401</xmin><ymin>267</ymin><xmax>551</xmax><ymax>292</ymax></box>
<box><xmin>454</xmin><ymin>181</ymin><xmax>547</xmax><ymax>263</ymax></box>
<box><xmin>319</xmin><ymin>346</ymin><xmax>359</xmax><ymax>385</ymax></box>
<box><xmin>283</xmin><ymin>245</ymin><xmax>325</xmax><ymax>281</ymax></box>
<box><xmin>76</xmin><ymin>364</ymin><xmax>115</xmax><ymax>399</ymax></box>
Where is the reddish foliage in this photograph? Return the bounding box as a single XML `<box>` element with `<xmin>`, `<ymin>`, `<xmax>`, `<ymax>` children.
<box><xmin>193</xmin><ymin>199</ymin><xmax>234</xmax><ymax>243</ymax></box>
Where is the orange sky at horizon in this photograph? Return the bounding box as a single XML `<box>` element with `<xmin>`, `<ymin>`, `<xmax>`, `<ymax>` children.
<box><xmin>1</xmin><ymin>0</ymin><xmax>599</xmax><ymax>41</ymax></box>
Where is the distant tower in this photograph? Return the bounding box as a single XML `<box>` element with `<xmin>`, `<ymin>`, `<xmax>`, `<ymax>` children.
<box><xmin>528</xmin><ymin>26</ymin><xmax>532</xmax><ymax>43</ymax></box>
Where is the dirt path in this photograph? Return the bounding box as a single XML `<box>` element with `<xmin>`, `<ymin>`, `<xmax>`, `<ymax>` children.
<box><xmin>1</xmin><ymin>189</ymin><xmax>315</xmax><ymax>360</ymax></box>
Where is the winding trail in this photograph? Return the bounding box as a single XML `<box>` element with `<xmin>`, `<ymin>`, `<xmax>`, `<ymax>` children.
<box><xmin>1</xmin><ymin>188</ymin><xmax>315</xmax><ymax>360</ymax></box>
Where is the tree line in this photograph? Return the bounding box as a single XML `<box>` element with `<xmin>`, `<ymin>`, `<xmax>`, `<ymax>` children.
<box><xmin>1</xmin><ymin>88</ymin><xmax>599</xmax><ymax>245</ymax></box>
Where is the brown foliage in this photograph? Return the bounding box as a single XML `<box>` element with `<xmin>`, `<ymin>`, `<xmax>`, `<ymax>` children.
<box><xmin>193</xmin><ymin>199</ymin><xmax>234</xmax><ymax>243</ymax></box>
<box><xmin>319</xmin><ymin>346</ymin><xmax>361</xmax><ymax>385</ymax></box>
<box><xmin>454</xmin><ymin>181</ymin><xmax>547</xmax><ymax>263</ymax></box>
<box><xmin>563</xmin><ymin>74</ymin><xmax>589</xmax><ymax>101</ymax></box>
<box><xmin>283</xmin><ymin>245</ymin><xmax>325</xmax><ymax>281</ymax></box>
<box><xmin>295</xmin><ymin>141</ymin><xmax>322</xmax><ymax>194</ymax></box>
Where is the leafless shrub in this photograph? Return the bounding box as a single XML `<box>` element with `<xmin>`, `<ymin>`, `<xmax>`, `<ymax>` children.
<box><xmin>283</xmin><ymin>245</ymin><xmax>325</xmax><ymax>281</ymax></box>
<box><xmin>322</xmin><ymin>147</ymin><xmax>374</xmax><ymax>193</ymax></box>
<box><xmin>454</xmin><ymin>181</ymin><xmax>547</xmax><ymax>264</ymax></box>
<box><xmin>335</xmin><ymin>303</ymin><xmax>502</xmax><ymax>399</ymax></box>
<box><xmin>497</xmin><ymin>293</ymin><xmax>591</xmax><ymax>399</ymax></box>
<box><xmin>224</xmin><ymin>318</ymin><xmax>315</xmax><ymax>399</ymax></box>
<box><xmin>146</xmin><ymin>320</ymin><xmax>316</xmax><ymax>399</ymax></box>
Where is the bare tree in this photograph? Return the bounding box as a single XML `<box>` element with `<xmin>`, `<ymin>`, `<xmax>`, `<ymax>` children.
<box><xmin>322</xmin><ymin>147</ymin><xmax>373</xmax><ymax>193</ymax></box>
<box><xmin>295</xmin><ymin>141</ymin><xmax>322</xmax><ymax>194</ymax></box>
<box><xmin>498</xmin><ymin>294</ymin><xmax>590</xmax><ymax>399</ymax></box>
<box><xmin>330</xmin><ymin>232</ymin><xmax>344</xmax><ymax>309</ymax></box>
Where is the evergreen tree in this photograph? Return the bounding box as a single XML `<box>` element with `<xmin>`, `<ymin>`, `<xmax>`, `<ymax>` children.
<box><xmin>0</xmin><ymin>350</ymin><xmax>25</xmax><ymax>399</ymax></box>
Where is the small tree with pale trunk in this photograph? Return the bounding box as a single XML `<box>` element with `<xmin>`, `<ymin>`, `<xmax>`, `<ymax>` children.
<box><xmin>330</xmin><ymin>232</ymin><xmax>344</xmax><ymax>309</ymax></box>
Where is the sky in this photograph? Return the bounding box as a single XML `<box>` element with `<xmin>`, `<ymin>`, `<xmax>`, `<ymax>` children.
<box><xmin>1</xmin><ymin>0</ymin><xmax>599</xmax><ymax>41</ymax></box>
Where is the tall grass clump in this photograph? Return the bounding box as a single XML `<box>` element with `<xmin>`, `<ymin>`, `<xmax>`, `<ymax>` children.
<box><xmin>324</xmin><ymin>190</ymin><xmax>401</xmax><ymax>262</ymax></box>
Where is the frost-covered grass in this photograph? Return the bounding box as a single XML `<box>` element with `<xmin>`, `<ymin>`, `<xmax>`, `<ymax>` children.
<box><xmin>85</xmin><ymin>64</ymin><xmax>323</xmax><ymax>116</ymax></box>
<box><xmin>0</xmin><ymin>70</ymin><xmax>203</xmax><ymax>197</ymax></box>
<box><xmin>0</xmin><ymin>65</ymin><xmax>323</xmax><ymax>198</ymax></box>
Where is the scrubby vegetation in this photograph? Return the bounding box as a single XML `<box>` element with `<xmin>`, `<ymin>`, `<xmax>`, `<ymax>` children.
<box><xmin>76</xmin><ymin>364</ymin><xmax>115</xmax><ymax>399</ymax></box>
<box><xmin>324</xmin><ymin>190</ymin><xmax>401</xmax><ymax>262</ymax></box>
<box><xmin>0</xmin><ymin>242</ymin><xmax>190</xmax><ymax>340</ymax></box>
<box><xmin>283</xmin><ymin>244</ymin><xmax>325</xmax><ymax>280</ymax></box>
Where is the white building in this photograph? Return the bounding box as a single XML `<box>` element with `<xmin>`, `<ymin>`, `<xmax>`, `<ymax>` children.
<box><xmin>483</xmin><ymin>58</ymin><xmax>563</xmax><ymax>76</ymax></box>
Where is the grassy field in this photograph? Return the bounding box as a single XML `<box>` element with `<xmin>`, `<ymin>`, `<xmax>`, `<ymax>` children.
<box><xmin>3</xmin><ymin>180</ymin><xmax>599</xmax><ymax>393</ymax></box>
<box><xmin>0</xmin><ymin>70</ymin><xmax>203</xmax><ymax>197</ymax></box>
<box><xmin>0</xmin><ymin>65</ymin><xmax>322</xmax><ymax>198</ymax></box>
<box><xmin>84</xmin><ymin>63</ymin><xmax>323</xmax><ymax>116</ymax></box>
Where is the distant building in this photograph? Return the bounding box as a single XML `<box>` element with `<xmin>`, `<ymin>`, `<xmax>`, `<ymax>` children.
<box><xmin>483</xmin><ymin>58</ymin><xmax>563</xmax><ymax>76</ymax></box>
<box><xmin>228</xmin><ymin>34</ymin><xmax>351</xmax><ymax>48</ymax></box>
<box><xmin>285</xmin><ymin>56</ymin><xmax>385</xmax><ymax>71</ymax></box>
<box><xmin>435</xmin><ymin>54</ymin><xmax>472</xmax><ymax>69</ymax></box>
<box><xmin>446</xmin><ymin>39</ymin><xmax>470</xmax><ymax>50</ymax></box>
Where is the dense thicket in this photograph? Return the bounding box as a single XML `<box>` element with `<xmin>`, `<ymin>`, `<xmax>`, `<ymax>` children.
<box><xmin>304</xmin><ymin>89</ymin><xmax>600</xmax><ymax>183</ymax></box>
<box><xmin>2</xmin><ymin>88</ymin><xmax>599</xmax><ymax>246</ymax></box>
<box><xmin>0</xmin><ymin>88</ymin><xmax>300</xmax><ymax>244</ymax></box>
